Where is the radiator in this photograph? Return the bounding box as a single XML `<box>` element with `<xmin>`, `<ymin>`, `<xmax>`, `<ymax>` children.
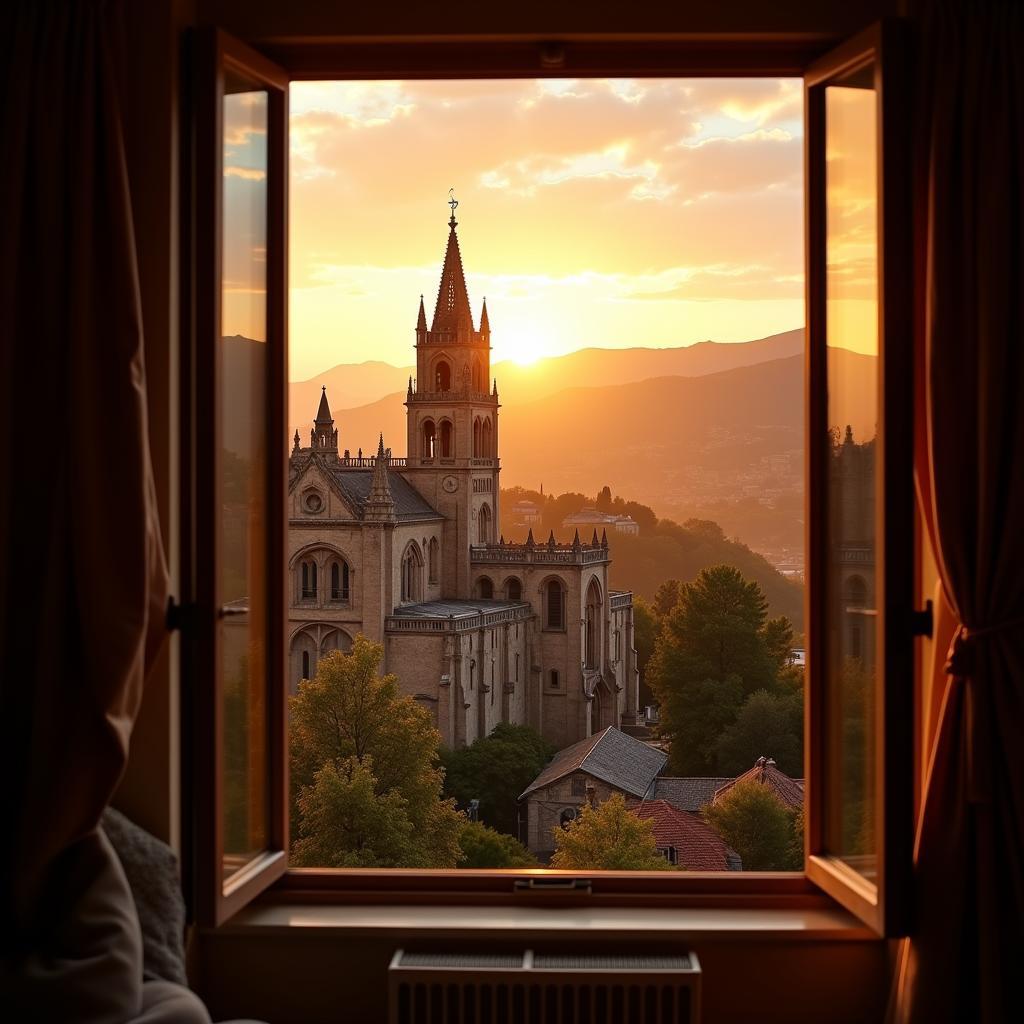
<box><xmin>388</xmin><ymin>949</ymin><xmax>701</xmax><ymax>1024</ymax></box>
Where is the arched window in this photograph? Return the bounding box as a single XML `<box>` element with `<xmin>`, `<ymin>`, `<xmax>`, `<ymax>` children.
<box><xmin>472</xmin><ymin>418</ymin><xmax>481</xmax><ymax>458</ymax></box>
<box><xmin>440</xmin><ymin>420</ymin><xmax>453</xmax><ymax>458</ymax></box>
<box><xmin>428</xmin><ymin>537</ymin><xmax>439</xmax><ymax>584</ymax></box>
<box><xmin>330</xmin><ymin>560</ymin><xmax>350</xmax><ymax>601</ymax></box>
<box><xmin>422</xmin><ymin>420</ymin><xmax>436</xmax><ymax>458</ymax></box>
<box><xmin>585</xmin><ymin>578</ymin><xmax>603</xmax><ymax>668</ymax></box>
<box><xmin>472</xmin><ymin>358</ymin><xmax>483</xmax><ymax>392</ymax></box>
<box><xmin>545</xmin><ymin>579</ymin><xmax>565</xmax><ymax>630</ymax></box>
<box><xmin>506</xmin><ymin>578</ymin><xmax>522</xmax><ymax>601</ymax></box>
<box><xmin>435</xmin><ymin>359</ymin><xmax>451</xmax><ymax>392</ymax></box>
<box><xmin>482</xmin><ymin>417</ymin><xmax>493</xmax><ymax>457</ymax></box>
<box><xmin>401</xmin><ymin>542</ymin><xmax>424</xmax><ymax>603</ymax></box>
<box><xmin>302</xmin><ymin>651</ymin><xmax>310</xmax><ymax>680</ymax></box>
<box><xmin>478</xmin><ymin>503</ymin><xmax>492</xmax><ymax>544</ymax></box>
<box><xmin>845</xmin><ymin>575</ymin><xmax>868</xmax><ymax>605</ymax></box>
<box><xmin>301</xmin><ymin>560</ymin><xmax>317</xmax><ymax>600</ymax></box>
<box><xmin>478</xmin><ymin>577</ymin><xmax>493</xmax><ymax>599</ymax></box>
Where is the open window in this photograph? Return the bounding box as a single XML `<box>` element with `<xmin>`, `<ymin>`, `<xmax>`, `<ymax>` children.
<box><xmin>803</xmin><ymin>22</ymin><xmax>914</xmax><ymax>935</ymax></box>
<box><xmin>186</xmin><ymin>23</ymin><xmax>916</xmax><ymax>937</ymax></box>
<box><xmin>188</xmin><ymin>29</ymin><xmax>289</xmax><ymax>926</ymax></box>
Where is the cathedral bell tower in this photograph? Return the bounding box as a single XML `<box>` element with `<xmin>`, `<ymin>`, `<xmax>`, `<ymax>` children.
<box><xmin>404</xmin><ymin>195</ymin><xmax>500</xmax><ymax>598</ymax></box>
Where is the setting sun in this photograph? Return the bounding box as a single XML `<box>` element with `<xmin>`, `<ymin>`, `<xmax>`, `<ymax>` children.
<box><xmin>494</xmin><ymin>322</ymin><xmax>555</xmax><ymax>366</ymax></box>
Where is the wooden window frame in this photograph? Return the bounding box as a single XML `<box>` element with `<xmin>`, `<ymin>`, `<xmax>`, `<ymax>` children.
<box><xmin>186</xmin><ymin>23</ymin><xmax>916</xmax><ymax>934</ymax></box>
<box><xmin>185</xmin><ymin>28</ymin><xmax>290</xmax><ymax>927</ymax></box>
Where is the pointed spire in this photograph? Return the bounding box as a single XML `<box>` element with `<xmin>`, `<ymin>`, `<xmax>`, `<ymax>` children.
<box><xmin>601</xmin><ymin>528</ymin><xmax>609</xmax><ymax>549</ymax></box>
<box><xmin>526</xmin><ymin>528</ymin><xmax>535</xmax><ymax>549</ymax></box>
<box><xmin>547</xmin><ymin>530</ymin><xmax>556</xmax><ymax>548</ymax></box>
<box><xmin>431</xmin><ymin>199</ymin><xmax>474</xmax><ymax>335</ymax></box>
<box><xmin>364</xmin><ymin>433</ymin><xmax>396</xmax><ymax>523</ymax></box>
<box><xmin>591</xmin><ymin>528</ymin><xmax>600</xmax><ymax>547</ymax></box>
<box><xmin>492</xmin><ymin>378</ymin><xmax>498</xmax><ymax>398</ymax></box>
<box><xmin>499</xmin><ymin>534</ymin><xmax>505</xmax><ymax>546</ymax></box>
<box><xmin>479</xmin><ymin>297</ymin><xmax>490</xmax><ymax>334</ymax></box>
<box><xmin>292</xmin><ymin>429</ymin><xmax>300</xmax><ymax>452</ymax></box>
<box><xmin>416</xmin><ymin>295</ymin><xmax>427</xmax><ymax>332</ymax></box>
<box><xmin>315</xmin><ymin>385</ymin><xmax>332</xmax><ymax>426</ymax></box>
<box><xmin>572</xmin><ymin>528</ymin><xmax>581</xmax><ymax>550</ymax></box>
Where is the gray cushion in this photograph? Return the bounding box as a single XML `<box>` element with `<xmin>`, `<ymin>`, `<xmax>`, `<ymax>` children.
<box><xmin>101</xmin><ymin>807</ymin><xmax>187</xmax><ymax>986</ymax></box>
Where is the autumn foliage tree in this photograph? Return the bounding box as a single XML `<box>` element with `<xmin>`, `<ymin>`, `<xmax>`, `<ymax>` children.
<box><xmin>701</xmin><ymin>780</ymin><xmax>802</xmax><ymax>871</ymax></box>
<box><xmin>289</xmin><ymin>636</ymin><xmax>463</xmax><ymax>868</ymax></box>
<box><xmin>550</xmin><ymin>794</ymin><xmax>670</xmax><ymax>871</ymax></box>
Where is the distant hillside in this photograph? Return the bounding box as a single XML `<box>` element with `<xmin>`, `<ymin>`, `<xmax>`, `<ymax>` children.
<box><xmin>290</xmin><ymin>349</ymin><xmax>876</xmax><ymax>497</ymax></box>
<box><xmin>288</xmin><ymin>328</ymin><xmax>805</xmax><ymax>432</ymax></box>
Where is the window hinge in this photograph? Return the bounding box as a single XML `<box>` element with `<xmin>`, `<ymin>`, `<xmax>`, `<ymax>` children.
<box><xmin>513</xmin><ymin>877</ymin><xmax>592</xmax><ymax>895</ymax></box>
<box><xmin>910</xmin><ymin>600</ymin><xmax>934</xmax><ymax>638</ymax></box>
<box><xmin>166</xmin><ymin>596</ymin><xmax>196</xmax><ymax>632</ymax></box>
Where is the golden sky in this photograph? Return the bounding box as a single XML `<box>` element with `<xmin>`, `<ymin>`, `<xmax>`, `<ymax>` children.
<box><xmin>279</xmin><ymin>78</ymin><xmax>806</xmax><ymax>380</ymax></box>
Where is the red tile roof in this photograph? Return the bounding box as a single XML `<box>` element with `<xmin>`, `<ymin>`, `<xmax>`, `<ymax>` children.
<box><xmin>629</xmin><ymin>800</ymin><xmax>741</xmax><ymax>871</ymax></box>
<box><xmin>712</xmin><ymin>757</ymin><xmax>804</xmax><ymax>810</ymax></box>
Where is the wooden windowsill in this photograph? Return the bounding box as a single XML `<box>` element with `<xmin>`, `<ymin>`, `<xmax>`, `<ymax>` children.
<box><xmin>219</xmin><ymin>901</ymin><xmax>876</xmax><ymax>943</ymax></box>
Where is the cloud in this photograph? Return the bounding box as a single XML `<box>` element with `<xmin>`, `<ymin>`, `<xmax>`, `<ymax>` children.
<box><xmin>225</xmin><ymin>166</ymin><xmax>266</xmax><ymax>180</ymax></box>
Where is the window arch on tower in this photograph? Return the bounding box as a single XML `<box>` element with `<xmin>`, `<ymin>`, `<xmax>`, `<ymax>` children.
<box><xmin>478</xmin><ymin>503</ymin><xmax>492</xmax><ymax>544</ymax></box>
<box><xmin>428</xmin><ymin>537</ymin><xmax>439</xmax><ymax>584</ymax></box>
<box><xmin>439</xmin><ymin>419</ymin><xmax>453</xmax><ymax>458</ymax></box>
<box><xmin>300</xmin><ymin>560</ymin><xmax>317</xmax><ymax>601</ymax></box>
<box><xmin>544</xmin><ymin>578</ymin><xmax>566</xmax><ymax>631</ymax></box>
<box><xmin>481</xmin><ymin>417</ymin><xmax>493</xmax><ymax>458</ymax></box>
<box><xmin>401</xmin><ymin>541</ymin><xmax>424</xmax><ymax>603</ymax></box>
<box><xmin>585</xmin><ymin>577</ymin><xmax>603</xmax><ymax>669</ymax></box>
<box><xmin>422</xmin><ymin>419</ymin><xmax>436</xmax><ymax>459</ymax></box>
<box><xmin>472</xmin><ymin>358</ymin><xmax>483</xmax><ymax>392</ymax></box>
<box><xmin>472</xmin><ymin>418</ymin><xmax>481</xmax><ymax>458</ymax></box>
<box><xmin>435</xmin><ymin>359</ymin><xmax>452</xmax><ymax>392</ymax></box>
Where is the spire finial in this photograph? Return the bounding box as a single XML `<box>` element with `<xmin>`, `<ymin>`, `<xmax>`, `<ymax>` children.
<box><xmin>448</xmin><ymin>187</ymin><xmax>458</xmax><ymax>228</ymax></box>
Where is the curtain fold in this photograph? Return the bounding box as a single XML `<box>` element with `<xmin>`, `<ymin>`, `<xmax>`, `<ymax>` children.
<box><xmin>0</xmin><ymin>0</ymin><xmax>169</xmax><ymax>1007</ymax></box>
<box><xmin>894</xmin><ymin>1</ymin><xmax>1024</xmax><ymax>1020</ymax></box>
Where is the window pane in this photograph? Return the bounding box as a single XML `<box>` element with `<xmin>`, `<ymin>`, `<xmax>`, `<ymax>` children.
<box><xmin>221</xmin><ymin>75</ymin><xmax>270</xmax><ymax>882</ymax></box>
<box><xmin>824</xmin><ymin>67</ymin><xmax>877</xmax><ymax>877</ymax></box>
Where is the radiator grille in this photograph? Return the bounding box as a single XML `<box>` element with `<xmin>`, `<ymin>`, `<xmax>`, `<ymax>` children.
<box><xmin>389</xmin><ymin>949</ymin><xmax>700</xmax><ymax>1024</ymax></box>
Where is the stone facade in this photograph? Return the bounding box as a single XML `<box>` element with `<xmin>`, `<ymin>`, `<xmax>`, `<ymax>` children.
<box><xmin>287</xmin><ymin>208</ymin><xmax>639</xmax><ymax>751</ymax></box>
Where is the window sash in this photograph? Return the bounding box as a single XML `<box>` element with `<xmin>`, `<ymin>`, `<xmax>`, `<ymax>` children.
<box><xmin>188</xmin><ymin>26</ymin><xmax>290</xmax><ymax>927</ymax></box>
<box><xmin>803</xmin><ymin>21</ymin><xmax>915</xmax><ymax>937</ymax></box>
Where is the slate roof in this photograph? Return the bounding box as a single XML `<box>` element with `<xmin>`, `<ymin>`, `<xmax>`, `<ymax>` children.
<box><xmin>712</xmin><ymin>758</ymin><xmax>804</xmax><ymax>810</ymax></box>
<box><xmin>331</xmin><ymin>469</ymin><xmax>441</xmax><ymax>523</ymax></box>
<box><xmin>519</xmin><ymin>727</ymin><xmax>668</xmax><ymax>801</ymax></box>
<box><xmin>629</xmin><ymin>800</ymin><xmax>742</xmax><ymax>872</ymax></box>
<box><xmin>391</xmin><ymin>599</ymin><xmax>526</xmax><ymax>620</ymax></box>
<box><xmin>651</xmin><ymin>777</ymin><xmax>733</xmax><ymax>814</ymax></box>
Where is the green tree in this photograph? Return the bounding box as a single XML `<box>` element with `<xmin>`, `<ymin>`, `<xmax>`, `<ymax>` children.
<box><xmin>714</xmin><ymin>688</ymin><xmax>803</xmax><ymax>777</ymax></box>
<box><xmin>648</xmin><ymin>566</ymin><xmax>791</xmax><ymax>774</ymax></box>
<box><xmin>653</xmin><ymin>579</ymin><xmax>681</xmax><ymax>618</ymax></box>
<box><xmin>702</xmin><ymin>779</ymin><xmax>801</xmax><ymax>871</ymax></box>
<box><xmin>441</xmin><ymin>723</ymin><xmax>555</xmax><ymax>837</ymax></box>
<box><xmin>458</xmin><ymin>821</ymin><xmax>536</xmax><ymax>868</ymax></box>
<box><xmin>289</xmin><ymin>636</ymin><xmax>463</xmax><ymax>868</ymax></box>
<box><xmin>550</xmin><ymin>794</ymin><xmax>671</xmax><ymax>871</ymax></box>
<box><xmin>632</xmin><ymin>596</ymin><xmax>659</xmax><ymax>704</ymax></box>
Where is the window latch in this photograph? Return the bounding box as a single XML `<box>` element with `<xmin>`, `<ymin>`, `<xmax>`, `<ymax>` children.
<box><xmin>513</xmin><ymin>877</ymin><xmax>592</xmax><ymax>894</ymax></box>
<box><xmin>910</xmin><ymin>600</ymin><xmax>934</xmax><ymax>638</ymax></box>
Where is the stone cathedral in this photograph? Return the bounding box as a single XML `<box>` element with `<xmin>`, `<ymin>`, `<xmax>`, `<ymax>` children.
<box><xmin>287</xmin><ymin>204</ymin><xmax>639</xmax><ymax>750</ymax></box>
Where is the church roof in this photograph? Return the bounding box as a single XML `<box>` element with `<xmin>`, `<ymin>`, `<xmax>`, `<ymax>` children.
<box><xmin>712</xmin><ymin>757</ymin><xmax>804</xmax><ymax>810</ymax></box>
<box><xmin>519</xmin><ymin>727</ymin><xmax>668</xmax><ymax>801</ymax></box>
<box><xmin>327</xmin><ymin>468</ymin><xmax>441</xmax><ymax>523</ymax></box>
<box><xmin>431</xmin><ymin>221</ymin><xmax>474</xmax><ymax>334</ymax></box>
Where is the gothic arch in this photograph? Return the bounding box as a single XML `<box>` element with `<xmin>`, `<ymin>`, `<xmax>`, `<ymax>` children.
<box><xmin>504</xmin><ymin>577</ymin><xmax>523</xmax><ymax>601</ymax></box>
<box><xmin>476</xmin><ymin>576</ymin><xmax>494</xmax><ymax>599</ymax></box>
<box><xmin>481</xmin><ymin>417</ymin><xmax>493</xmax><ymax>457</ymax></box>
<box><xmin>472</xmin><ymin>357</ymin><xmax>483</xmax><ymax>392</ymax></box>
<box><xmin>439</xmin><ymin>418</ymin><xmax>453</xmax><ymax>458</ymax></box>
<box><xmin>434</xmin><ymin>357</ymin><xmax>452</xmax><ymax>392</ymax></box>
<box><xmin>478</xmin><ymin>502</ymin><xmax>492</xmax><ymax>544</ymax></box>
<box><xmin>401</xmin><ymin>540</ymin><xmax>424</xmax><ymax>603</ymax></box>
<box><xmin>289</xmin><ymin>542</ymin><xmax>354</xmax><ymax>607</ymax></box>
<box><xmin>542</xmin><ymin>575</ymin><xmax>567</xmax><ymax>630</ymax></box>
<box><xmin>422</xmin><ymin>418</ymin><xmax>436</xmax><ymax>458</ymax></box>
<box><xmin>472</xmin><ymin>417</ymin><xmax>482</xmax><ymax>458</ymax></box>
<box><xmin>428</xmin><ymin>536</ymin><xmax>439</xmax><ymax>584</ymax></box>
<box><xmin>585</xmin><ymin>576</ymin><xmax>603</xmax><ymax>668</ymax></box>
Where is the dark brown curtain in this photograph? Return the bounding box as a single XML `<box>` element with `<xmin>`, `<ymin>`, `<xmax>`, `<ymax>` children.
<box><xmin>894</xmin><ymin>1</ymin><xmax>1024</xmax><ymax>1020</ymax></box>
<box><xmin>0</xmin><ymin>0</ymin><xmax>168</xmax><ymax>1015</ymax></box>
